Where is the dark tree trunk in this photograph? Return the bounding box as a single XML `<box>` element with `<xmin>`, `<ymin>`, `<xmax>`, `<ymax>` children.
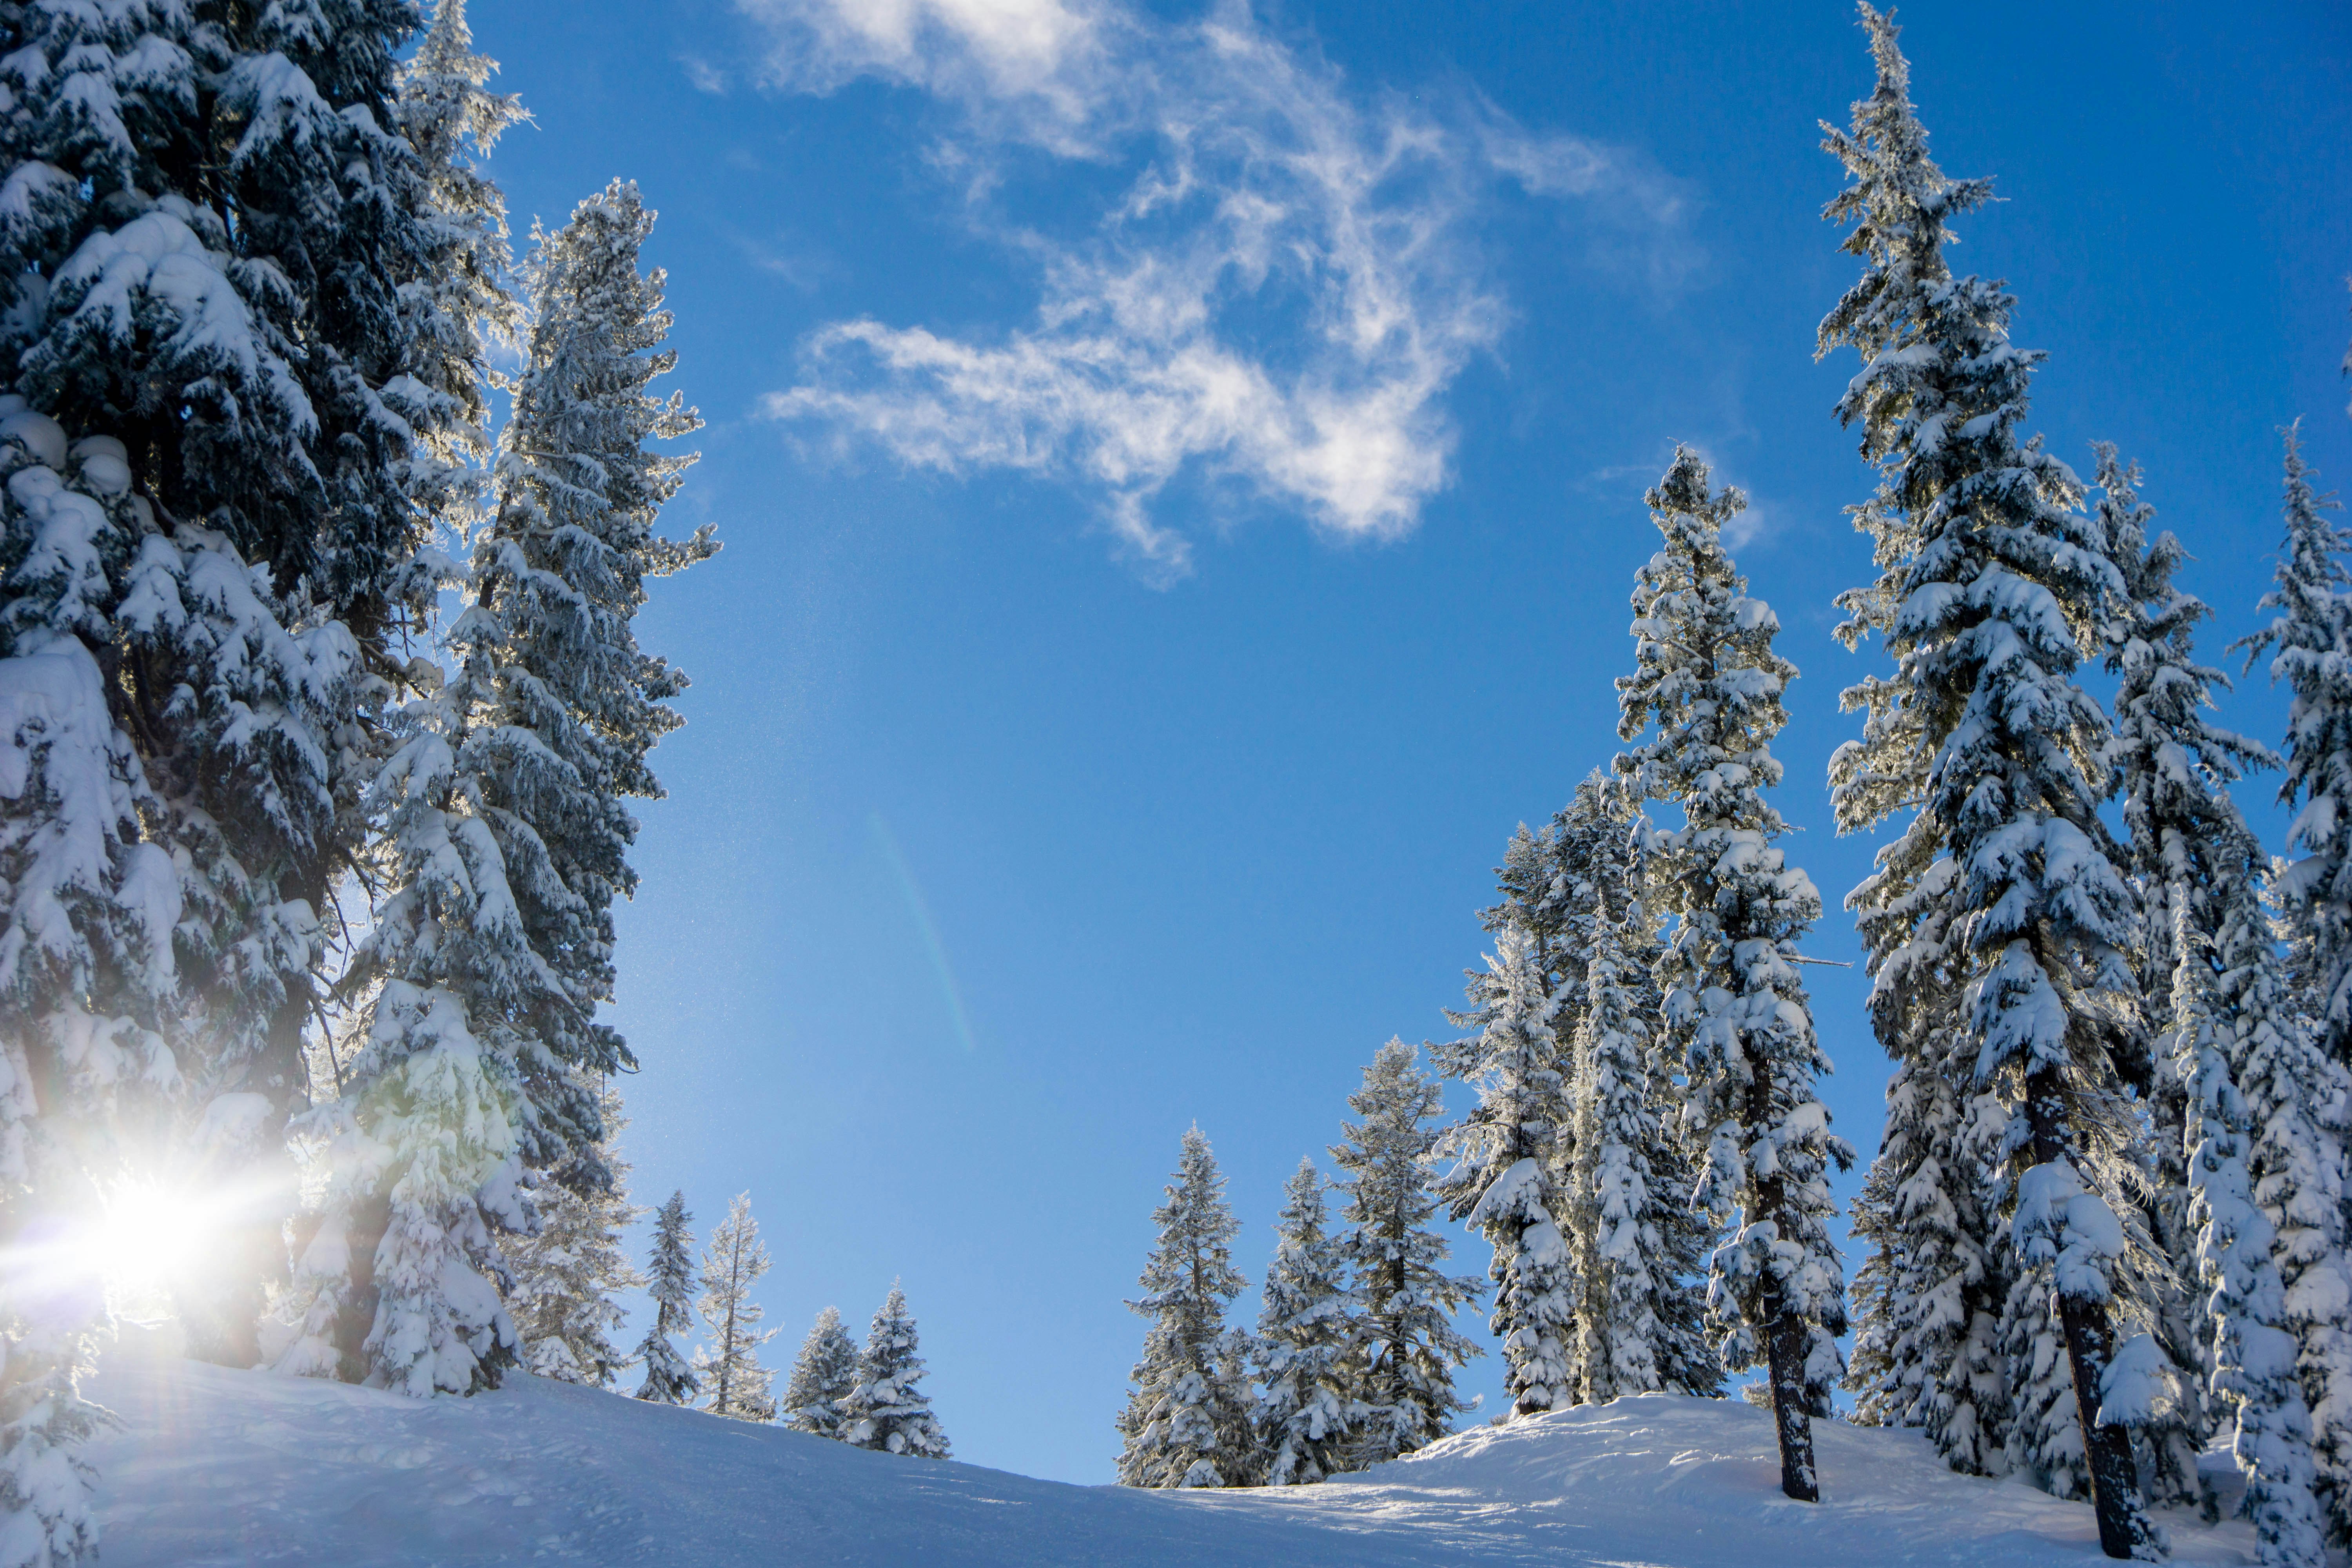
<box><xmin>1748</xmin><ymin>1068</ymin><xmax>1819</xmax><ymax>1502</ymax></box>
<box><xmin>2025</xmin><ymin>1065</ymin><xmax>2149</xmax><ymax>1562</ymax></box>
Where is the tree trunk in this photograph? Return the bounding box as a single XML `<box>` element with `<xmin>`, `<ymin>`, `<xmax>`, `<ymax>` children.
<box><xmin>1745</xmin><ymin>1054</ymin><xmax>1819</xmax><ymax>1503</ymax></box>
<box><xmin>2025</xmin><ymin>1065</ymin><xmax>2148</xmax><ymax>1562</ymax></box>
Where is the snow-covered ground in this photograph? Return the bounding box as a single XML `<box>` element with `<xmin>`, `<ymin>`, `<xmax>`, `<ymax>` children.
<box><xmin>90</xmin><ymin>1328</ymin><xmax>2258</xmax><ymax>1566</ymax></box>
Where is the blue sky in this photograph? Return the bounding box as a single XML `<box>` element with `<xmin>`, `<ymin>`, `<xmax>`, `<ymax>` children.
<box><xmin>475</xmin><ymin>0</ymin><xmax>2350</xmax><ymax>1484</ymax></box>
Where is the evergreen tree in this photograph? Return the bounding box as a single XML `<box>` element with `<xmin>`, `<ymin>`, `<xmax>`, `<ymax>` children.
<box><xmin>2239</xmin><ymin>426</ymin><xmax>2352</xmax><ymax>1065</ymax></box>
<box><xmin>696</xmin><ymin>1191</ymin><xmax>777</xmax><ymax>1422</ymax></box>
<box><xmin>632</xmin><ymin>1190</ymin><xmax>699</xmax><ymax>1405</ymax></box>
<box><xmin>1481</xmin><ymin>778</ymin><xmax>1720</xmax><ymax>1405</ymax></box>
<box><xmin>1434</xmin><ymin>929</ymin><xmax>1577</xmax><ymax>1417</ymax></box>
<box><xmin>1116</xmin><ymin>1125</ymin><xmax>1256</xmax><ymax>1488</ymax></box>
<box><xmin>1614</xmin><ymin>448</ymin><xmax>1853</xmax><ymax>1501</ymax></box>
<box><xmin>782</xmin><ymin>1307</ymin><xmax>861</xmax><ymax>1440</ymax></box>
<box><xmin>395</xmin><ymin>0</ymin><xmax>525</xmax><ymax>524</ymax></box>
<box><xmin>280</xmin><ymin>177</ymin><xmax>710</xmax><ymax>1394</ymax></box>
<box><xmin>1818</xmin><ymin>11</ymin><xmax>2155</xmax><ymax>1553</ymax></box>
<box><xmin>1332</xmin><ymin>1040</ymin><xmax>1483</xmax><ymax>1466</ymax></box>
<box><xmin>507</xmin><ymin>1080</ymin><xmax>642</xmax><ymax>1386</ymax></box>
<box><xmin>2096</xmin><ymin>447</ymin><xmax>2250</xmax><ymax>1510</ymax></box>
<box><xmin>841</xmin><ymin>1285</ymin><xmax>951</xmax><ymax>1459</ymax></box>
<box><xmin>0</xmin><ymin>0</ymin><xmax>452</xmax><ymax>1543</ymax></box>
<box><xmin>2222</xmin><ymin>432</ymin><xmax>2352</xmax><ymax>1552</ymax></box>
<box><xmin>1566</xmin><ymin>865</ymin><xmax>1720</xmax><ymax>1404</ymax></box>
<box><xmin>1255</xmin><ymin>1157</ymin><xmax>1360</xmax><ymax>1485</ymax></box>
<box><xmin>467</xmin><ymin>176</ymin><xmax>714</xmax><ymax>1186</ymax></box>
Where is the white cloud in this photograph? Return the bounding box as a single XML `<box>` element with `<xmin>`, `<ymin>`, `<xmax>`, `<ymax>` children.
<box><xmin>742</xmin><ymin>0</ymin><xmax>1695</xmax><ymax>579</ymax></box>
<box><xmin>680</xmin><ymin>55</ymin><xmax>729</xmax><ymax>95</ymax></box>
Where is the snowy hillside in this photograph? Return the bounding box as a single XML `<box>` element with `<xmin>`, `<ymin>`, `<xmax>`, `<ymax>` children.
<box><xmin>89</xmin><ymin>1329</ymin><xmax>2259</xmax><ymax>1567</ymax></box>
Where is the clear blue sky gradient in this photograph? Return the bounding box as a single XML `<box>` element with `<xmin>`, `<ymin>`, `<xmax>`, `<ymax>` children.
<box><xmin>474</xmin><ymin>0</ymin><xmax>2350</xmax><ymax>1484</ymax></box>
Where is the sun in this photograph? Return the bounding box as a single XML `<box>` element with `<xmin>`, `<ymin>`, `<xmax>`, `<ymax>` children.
<box><xmin>78</xmin><ymin>1181</ymin><xmax>210</xmax><ymax>1301</ymax></box>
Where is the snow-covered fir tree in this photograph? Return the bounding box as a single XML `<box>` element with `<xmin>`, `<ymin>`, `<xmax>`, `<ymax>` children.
<box><xmin>1481</xmin><ymin>779</ymin><xmax>1719</xmax><ymax>1405</ymax></box>
<box><xmin>1330</xmin><ymin>1040</ymin><xmax>1483</xmax><ymax>1467</ymax></box>
<box><xmin>0</xmin><ymin>0</ymin><xmax>460</xmax><ymax>1545</ymax></box>
<box><xmin>697</xmin><ymin>1191</ymin><xmax>777</xmax><ymax>1422</ymax></box>
<box><xmin>2229</xmin><ymin>429</ymin><xmax>2352</xmax><ymax>1550</ymax></box>
<box><xmin>1254</xmin><ymin>1157</ymin><xmax>1360</xmax><ymax>1485</ymax></box>
<box><xmin>633</xmin><ymin>1190</ymin><xmax>699</xmax><ymax>1405</ymax></box>
<box><xmin>1565</xmin><ymin>806</ymin><xmax>1721</xmax><ymax>1405</ymax></box>
<box><xmin>466</xmin><ymin>176</ymin><xmax>714</xmax><ymax>1183</ymax></box>
<box><xmin>2096</xmin><ymin>446</ymin><xmax>2254</xmax><ymax>1511</ymax></box>
<box><xmin>281</xmin><ymin>175</ymin><xmax>710</xmax><ymax>1396</ymax></box>
<box><xmin>1435</xmin><ymin>929</ymin><xmax>1577</xmax><ymax>1417</ymax></box>
<box><xmin>1613</xmin><ymin>447</ymin><xmax>1853</xmax><ymax>1501</ymax></box>
<box><xmin>2238</xmin><ymin>426</ymin><xmax>2352</xmax><ymax>1065</ymax></box>
<box><xmin>395</xmin><ymin>0</ymin><xmax>524</xmax><ymax>527</ymax></box>
<box><xmin>1818</xmin><ymin>11</ymin><xmax>2155</xmax><ymax>1553</ymax></box>
<box><xmin>1821</xmin><ymin>23</ymin><xmax>2012</xmax><ymax>1471</ymax></box>
<box><xmin>1116</xmin><ymin>1126</ymin><xmax>1258</xmax><ymax>1488</ymax></box>
<box><xmin>841</xmin><ymin>1285</ymin><xmax>951</xmax><ymax>1459</ymax></box>
<box><xmin>782</xmin><ymin>1307</ymin><xmax>861</xmax><ymax>1440</ymax></box>
<box><xmin>507</xmin><ymin>1079</ymin><xmax>642</xmax><ymax>1386</ymax></box>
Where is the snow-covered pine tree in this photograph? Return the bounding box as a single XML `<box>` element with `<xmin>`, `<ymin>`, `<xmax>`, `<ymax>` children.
<box><xmin>840</xmin><ymin>1285</ymin><xmax>951</xmax><ymax>1459</ymax></box>
<box><xmin>2228</xmin><ymin>429</ymin><xmax>2352</xmax><ymax>1549</ymax></box>
<box><xmin>1613</xmin><ymin>447</ymin><xmax>1853</xmax><ymax>1501</ymax></box>
<box><xmin>0</xmin><ymin>0</ymin><xmax>453</xmax><ymax>1544</ymax></box>
<box><xmin>1818</xmin><ymin>11</ymin><xmax>2155</xmax><ymax>1553</ymax></box>
<box><xmin>1479</xmin><ymin>779</ymin><xmax>1719</xmax><ymax>1405</ymax></box>
<box><xmin>1330</xmin><ymin>1040</ymin><xmax>1483</xmax><ymax>1468</ymax></box>
<box><xmin>1564</xmin><ymin>867</ymin><xmax>1707</xmax><ymax>1403</ymax></box>
<box><xmin>0</xmin><ymin>401</ymin><xmax>181</xmax><ymax>1568</ymax></box>
<box><xmin>1254</xmin><ymin>1157</ymin><xmax>1359</xmax><ymax>1485</ymax></box>
<box><xmin>782</xmin><ymin>1307</ymin><xmax>861</xmax><ymax>1439</ymax></box>
<box><xmin>1116</xmin><ymin>1125</ymin><xmax>1257</xmax><ymax>1488</ymax></box>
<box><xmin>280</xmin><ymin>175</ymin><xmax>711</xmax><ymax>1396</ymax></box>
<box><xmin>467</xmin><ymin>176</ymin><xmax>714</xmax><ymax>1185</ymax></box>
<box><xmin>1434</xmin><ymin>929</ymin><xmax>1577</xmax><ymax>1418</ymax></box>
<box><xmin>633</xmin><ymin>1190</ymin><xmax>699</xmax><ymax>1405</ymax></box>
<box><xmin>697</xmin><ymin>1191</ymin><xmax>777</xmax><ymax>1422</ymax></box>
<box><xmin>2096</xmin><ymin>446</ymin><xmax>2254</xmax><ymax>1510</ymax></box>
<box><xmin>507</xmin><ymin>1079</ymin><xmax>642</xmax><ymax>1386</ymax></box>
<box><xmin>1820</xmin><ymin>25</ymin><xmax>2012</xmax><ymax>1470</ymax></box>
<box><xmin>2238</xmin><ymin>426</ymin><xmax>2352</xmax><ymax>1066</ymax></box>
<box><xmin>396</xmin><ymin>0</ymin><xmax>524</xmax><ymax>531</ymax></box>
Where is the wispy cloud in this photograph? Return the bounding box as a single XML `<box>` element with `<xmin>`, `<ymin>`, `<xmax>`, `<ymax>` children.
<box><xmin>740</xmin><ymin>0</ymin><xmax>1697</xmax><ymax>579</ymax></box>
<box><xmin>680</xmin><ymin>54</ymin><xmax>729</xmax><ymax>94</ymax></box>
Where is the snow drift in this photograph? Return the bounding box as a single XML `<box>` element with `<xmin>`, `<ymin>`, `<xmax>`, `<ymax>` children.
<box><xmin>90</xmin><ymin>1327</ymin><xmax>2259</xmax><ymax>1566</ymax></box>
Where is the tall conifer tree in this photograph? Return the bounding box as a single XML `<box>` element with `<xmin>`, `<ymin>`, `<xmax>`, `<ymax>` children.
<box><xmin>1116</xmin><ymin>1126</ymin><xmax>1256</xmax><ymax>1488</ymax></box>
<box><xmin>1255</xmin><ymin>1157</ymin><xmax>1360</xmax><ymax>1485</ymax></box>
<box><xmin>1435</xmin><ymin>931</ymin><xmax>1577</xmax><ymax>1417</ymax></box>
<box><xmin>633</xmin><ymin>1190</ymin><xmax>698</xmax><ymax>1405</ymax></box>
<box><xmin>2099</xmin><ymin>449</ymin><xmax>2337</xmax><ymax>1563</ymax></box>
<box><xmin>1615</xmin><ymin>448</ymin><xmax>1853</xmax><ymax>1501</ymax></box>
<box><xmin>1818</xmin><ymin>11</ymin><xmax>2156</xmax><ymax>1552</ymax></box>
<box><xmin>1332</xmin><ymin>1040</ymin><xmax>1483</xmax><ymax>1466</ymax></box>
<box><xmin>697</xmin><ymin>1191</ymin><xmax>776</xmax><ymax>1422</ymax></box>
<box><xmin>2235</xmin><ymin>429</ymin><xmax>2352</xmax><ymax>1548</ymax></box>
<box><xmin>0</xmin><ymin>0</ymin><xmax>450</xmax><ymax>1547</ymax></box>
<box><xmin>281</xmin><ymin>177</ymin><xmax>710</xmax><ymax>1394</ymax></box>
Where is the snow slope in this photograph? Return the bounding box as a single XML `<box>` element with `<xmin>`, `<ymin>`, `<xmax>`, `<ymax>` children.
<box><xmin>90</xmin><ymin>1328</ymin><xmax>2258</xmax><ymax>1566</ymax></box>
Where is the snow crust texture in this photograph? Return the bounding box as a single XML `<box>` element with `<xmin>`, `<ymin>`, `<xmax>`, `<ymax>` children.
<box><xmin>89</xmin><ymin>1337</ymin><xmax>2262</xmax><ymax>1566</ymax></box>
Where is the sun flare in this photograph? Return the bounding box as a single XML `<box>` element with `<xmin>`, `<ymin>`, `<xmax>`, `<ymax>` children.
<box><xmin>78</xmin><ymin>1181</ymin><xmax>210</xmax><ymax>1296</ymax></box>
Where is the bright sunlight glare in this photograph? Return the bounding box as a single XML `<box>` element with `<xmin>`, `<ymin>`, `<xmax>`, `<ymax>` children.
<box><xmin>75</xmin><ymin>1181</ymin><xmax>210</xmax><ymax>1296</ymax></box>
